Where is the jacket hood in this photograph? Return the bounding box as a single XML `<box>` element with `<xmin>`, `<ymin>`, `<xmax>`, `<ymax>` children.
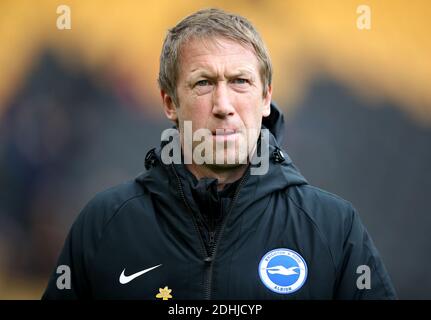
<box><xmin>137</xmin><ymin>102</ymin><xmax>307</xmax><ymax>203</ymax></box>
<box><xmin>242</xmin><ymin>102</ymin><xmax>308</xmax><ymax>202</ymax></box>
<box><xmin>262</xmin><ymin>101</ymin><xmax>286</xmax><ymax>144</ymax></box>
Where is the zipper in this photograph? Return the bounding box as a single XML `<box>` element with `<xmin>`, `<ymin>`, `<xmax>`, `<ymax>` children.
<box><xmin>171</xmin><ymin>164</ymin><xmax>249</xmax><ymax>300</ymax></box>
<box><xmin>209</xmin><ymin>231</ymin><xmax>215</xmax><ymax>249</ymax></box>
<box><xmin>171</xmin><ymin>165</ymin><xmax>208</xmax><ymax>263</ymax></box>
<box><xmin>204</xmin><ymin>169</ymin><xmax>250</xmax><ymax>299</ymax></box>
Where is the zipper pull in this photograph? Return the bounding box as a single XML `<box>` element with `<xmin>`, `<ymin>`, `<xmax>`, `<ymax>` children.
<box><xmin>209</xmin><ymin>231</ymin><xmax>215</xmax><ymax>244</ymax></box>
<box><xmin>209</xmin><ymin>231</ymin><xmax>215</xmax><ymax>247</ymax></box>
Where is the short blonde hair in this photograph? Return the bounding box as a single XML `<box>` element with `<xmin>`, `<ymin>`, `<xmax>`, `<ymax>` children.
<box><xmin>158</xmin><ymin>8</ymin><xmax>273</xmax><ymax>106</ymax></box>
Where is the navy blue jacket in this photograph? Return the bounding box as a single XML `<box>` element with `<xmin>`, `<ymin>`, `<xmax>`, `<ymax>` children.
<box><xmin>42</xmin><ymin>104</ymin><xmax>396</xmax><ymax>299</ymax></box>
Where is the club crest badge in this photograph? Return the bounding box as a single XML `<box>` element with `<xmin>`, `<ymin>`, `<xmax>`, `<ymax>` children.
<box><xmin>258</xmin><ymin>248</ymin><xmax>308</xmax><ymax>294</ymax></box>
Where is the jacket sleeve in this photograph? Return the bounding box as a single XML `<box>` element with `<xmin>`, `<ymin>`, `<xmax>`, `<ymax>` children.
<box><xmin>41</xmin><ymin>197</ymin><xmax>104</xmax><ymax>300</ymax></box>
<box><xmin>334</xmin><ymin>207</ymin><xmax>397</xmax><ymax>299</ymax></box>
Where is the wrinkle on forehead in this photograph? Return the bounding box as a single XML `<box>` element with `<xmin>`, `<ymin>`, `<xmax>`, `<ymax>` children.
<box><xmin>176</xmin><ymin>36</ymin><xmax>263</xmax><ymax>92</ymax></box>
<box><xmin>179</xmin><ymin>36</ymin><xmax>256</xmax><ymax>64</ymax></box>
<box><xmin>201</xmin><ymin>35</ymin><xmax>253</xmax><ymax>53</ymax></box>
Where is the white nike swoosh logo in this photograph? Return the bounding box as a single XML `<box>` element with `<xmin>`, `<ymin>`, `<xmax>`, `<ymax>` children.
<box><xmin>119</xmin><ymin>264</ymin><xmax>162</xmax><ymax>284</ymax></box>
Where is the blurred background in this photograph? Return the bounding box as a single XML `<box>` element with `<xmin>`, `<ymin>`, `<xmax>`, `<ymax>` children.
<box><xmin>0</xmin><ymin>0</ymin><xmax>430</xmax><ymax>299</ymax></box>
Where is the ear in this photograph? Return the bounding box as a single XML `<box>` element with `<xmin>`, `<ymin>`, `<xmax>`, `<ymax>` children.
<box><xmin>262</xmin><ymin>85</ymin><xmax>272</xmax><ymax>117</ymax></box>
<box><xmin>161</xmin><ymin>90</ymin><xmax>178</xmax><ymax>122</ymax></box>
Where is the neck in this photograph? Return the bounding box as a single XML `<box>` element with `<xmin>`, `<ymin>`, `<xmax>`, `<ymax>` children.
<box><xmin>185</xmin><ymin>163</ymin><xmax>247</xmax><ymax>191</ymax></box>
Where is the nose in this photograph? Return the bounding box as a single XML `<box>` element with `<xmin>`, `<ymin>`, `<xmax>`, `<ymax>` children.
<box><xmin>212</xmin><ymin>82</ymin><xmax>235</xmax><ymax>118</ymax></box>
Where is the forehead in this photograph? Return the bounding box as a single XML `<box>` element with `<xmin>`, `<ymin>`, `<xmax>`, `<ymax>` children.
<box><xmin>178</xmin><ymin>36</ymin><xmax>260</xmax><ymax>74</ymax></box>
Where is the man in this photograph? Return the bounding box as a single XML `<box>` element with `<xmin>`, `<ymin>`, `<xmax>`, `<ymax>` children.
<box><xmin>43</xmin><ymin>8</ymin><xmax>396</xmax><ymax>299</ymax></box>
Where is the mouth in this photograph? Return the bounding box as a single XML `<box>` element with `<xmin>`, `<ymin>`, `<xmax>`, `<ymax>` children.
<box><xmin>211</xmin><ymin>128</ymin><xmax>239</xmax><ymax>143</ymax></box>
<box><xmin>211</xmin><ymin>128</ymin><xmax>238</xmax><ymax>135</ymax></box>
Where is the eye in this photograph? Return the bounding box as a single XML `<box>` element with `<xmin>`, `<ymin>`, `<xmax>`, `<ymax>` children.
<box><xmin>232</xmin><ymin>78</ymin><xmax>249</xmax><ymax>85</ymax></box>
<box><xmin>195</xmin><ymin>79</ymin><xmax>211</xmax><ymax>86</ymax></box>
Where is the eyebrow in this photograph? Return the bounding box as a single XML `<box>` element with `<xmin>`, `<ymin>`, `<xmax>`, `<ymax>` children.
<box><xmin>188</xmin><ymin>68</ymin><xmax>255</xmax><ymax>80</ymax></box>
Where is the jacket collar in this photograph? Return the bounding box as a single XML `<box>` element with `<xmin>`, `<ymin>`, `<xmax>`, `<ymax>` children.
<box><xmin>137</xmin><ymin>102</ymin><xmax>308</xmax><ymax>209</ymax></box>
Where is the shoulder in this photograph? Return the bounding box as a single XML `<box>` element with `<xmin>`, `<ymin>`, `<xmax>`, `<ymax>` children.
<box><xmin>72</xmin><ymin>177</ymin><xmax>149</xmax><ymax>238</ymax></box>
<box><xmin>287</xmin><ymin>184</ymin><xmax>356</xmax><ymax>228</ymax></box>
<box><xmin>87</xmin><ymin>178</ymin><xmax>147</xmax><ymax>215</ymax></box>
<box><xmin>285</xmin><ymin>184</ymin><xmax>359</xmax><ymax>264</ymax></box>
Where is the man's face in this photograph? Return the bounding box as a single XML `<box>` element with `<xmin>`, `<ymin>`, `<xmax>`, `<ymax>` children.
<box><xmin>162</xmin><ymin>37</ymin><xmax>272</xmax><ymax>168</ymax></box>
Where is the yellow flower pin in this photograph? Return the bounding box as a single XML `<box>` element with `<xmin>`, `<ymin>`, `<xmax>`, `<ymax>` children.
<box><xmin>156</xmin><ymin>286</ymin><xmax>173</xmax><ymax>300</ymax></box>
